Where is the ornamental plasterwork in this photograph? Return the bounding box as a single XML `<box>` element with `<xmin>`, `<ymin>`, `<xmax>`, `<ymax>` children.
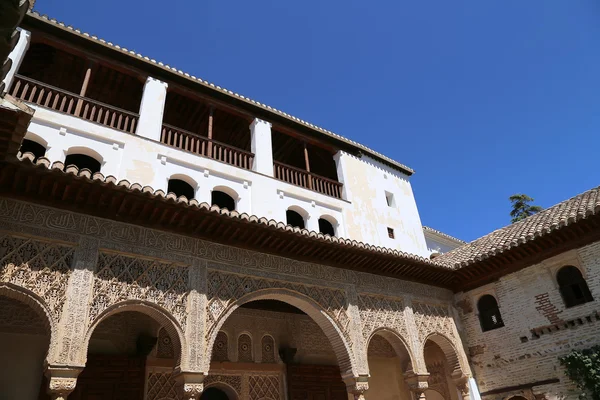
<box><xmin>427</xmin><ymin>361</ymin><xmax>450</xmax><ymax>400</ymax></box>
<box><xmin>0</xmin><ymin>198</ymin><xmax>452</xmax><ymax>300</ymax></box>
<box><xmin>412</xmin><ymin>302</ymin><xmax>455</xmax><ymax>341</ymax></box>
<box><xmin>238</xmin><ymin>333</ymin><xmax>253</xmax><ymax>362</ymax></box>
<box><xmin>157</xmin><ymin>327</ymin><xmax>175</xmax><ymax>359</ymax></box>
<box><xmin>212</xmin><ymin>331</ymin><xmax>229</xmax><ymax>362</ymax></box>
<box><xmin>0</xmin><ymin>295</ymin><xmax>48</xmax><ymax>335</ymax></box>
<box><xmin>248</xmin><ymin>375</ymin><xmax>280</xmax><ymax>400</ymax></box>
<box><xmin>0</xmin><ymin>234</ymin><xmax>74</xmax><ymax>322</ymax></box>
<box><xmin>358</xmin><ymin>294</ymin><xmax>407</xmax><ymax>341</ymax></box>
<box><xmin>367</xmin><ymin>335</ymin><xmax>396</xmax><ymax>358</ymax></box>
<box><xmin>261</xmin><ymin>335</ymin><xmax>276</xmax><ymax>363</ymax></box>
<box><xmin>146</xmin><ymin>372</ymin><xmax>180</xmax><ymax>400</ymax></box>
<box><xmin>89</xmin><ymin>252</ymin><xmax>189</xmax><ymax>328</ymax></box>
<box><xmin>205</xmin><ymin>374</ymin><xmax>242</xmax><ymax>397</ymax></box>
<box><xmin>206</xmin><ymin>270</ymin><xmax>351</xmax><ymax>342</ymax></box>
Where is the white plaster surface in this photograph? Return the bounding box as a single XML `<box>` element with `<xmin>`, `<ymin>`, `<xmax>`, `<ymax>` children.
<box><xmin>136</xmin><ymin>77</ymin><xmax>168</xmax><ymax>142</ymax></box>
<box><xmin>1</xmin><ymin>28</ymin><xmax>31</xmax><ymax>92</ymax></box>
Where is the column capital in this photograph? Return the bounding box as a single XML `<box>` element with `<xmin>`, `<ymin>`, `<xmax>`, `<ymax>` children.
<box><xmin>404</xmin><ymin>371</ymin><xmax>430</xmax><ymax>400</ymax></box>
<box><xmin>344</xmin><ymin>376</ymin><xmax>369</xmax><ymax>400</ymax></box>
<box><xmin>45</xmin><ymin>366</ymin><xmax>83</xmax><ymax>400</ymax></box>
<box><xmin>176</xmin><ymin>371</ymin><xmax>206</xmax><ymax>400</ymax></box>
<box><xmin>452</xmin><ymin>373</ymin><xmax>470</xmax><ymax>399</ymax></box>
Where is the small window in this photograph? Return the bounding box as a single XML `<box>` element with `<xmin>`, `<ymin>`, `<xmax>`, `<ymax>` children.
<box><xmin>64</xmin><ymin>153</ymin><xmax>101</xmax><ymax>174</ymax></box>
<box><xmin>387</xmin><ymin>227</ymin><xmax>395</xmax><ymax>239</ymax></box>
<box><xmin>385</xmin><ymin>191</ymin><xmax>395</xmax><ymax>207</ymax></box>
<box><xmin>167</xmin><ymin>178</ymin><xmax>195</xmax><ymax>200</ymax></box>
<box><xmin>211</xmin><ymin>190</ymin><xmax>236</xmax><ymax>211</ymax></box>
<box><xmin>557</xmin><ymin>266</ymin><xmax>593</xmax><ymax>308</ymax></box>
<box><xmin>19</xmin><ymin>139</ymin><xmax>46</xmax><ymax>161</ymax></box>
<box><xmin>286</xmin><ymin>210</ymin><xmax>305</xmax><ymax>229</ymax></box>
<box><xmin>478</xmin><ymin>295</ymin><xmax>504</xmax><ymax>332</ymax></box>
<box><xmin>318</xmin><ymin>218</ymin><xmax>335</xmax><ymax>236</ymax></box>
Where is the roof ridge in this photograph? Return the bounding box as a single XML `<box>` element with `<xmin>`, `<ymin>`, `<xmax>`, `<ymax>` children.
<box><xmin>26</xmin><ymin>11</ymin><xmax>415</xmax><ymax>175</ymax></box>
<box><xmin>422</xmin><ymin>226</ymin><xmax>466</xmax><ymax>244</ymax></box>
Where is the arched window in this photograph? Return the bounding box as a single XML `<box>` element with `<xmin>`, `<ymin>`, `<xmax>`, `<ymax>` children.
<box><xmin>238</xmin><ymin>333</ymin><xmax>253</xmax><ymax>362</ymax></box>
<box><xmin>557</xmin><ymin>266</ymin><xmax>593</xmax><ymax>308</ymax></box>
<box><xmin>167</xmin><ymin>178</ymin><xmax>195</xmax><ymax>200</ymax></box>
<box><xmin>200</xmin><ymin>387</ymin><xmax>230</xmax><ymax>400</ymax></box>
<box><xmin>19</xmin><ymin>139</ymin><xmax>46</xmax><ymax>161</ymax></box>
<box><xmin>212</xmin><ymin>190</ymin><xmax>236</xmax><ymax>210</ymax></box>
<box><xmin>478</xmin><ymin>295</ymin><xmax>504</xmax><ymax>332</ymax></box>
<box><xmin>64</xmin><ymin>153</ymin><xmax>101</xmax><ymax>174</ymax></box>
<box><xmin>286</xmin><ymin>209</ymin><xmax>305</xmax><ymax>229</ymax></box>
<box><xmin>318</xmin><ymin>217</ymin><xmax>335</xmax><ymax>236</ymax></box>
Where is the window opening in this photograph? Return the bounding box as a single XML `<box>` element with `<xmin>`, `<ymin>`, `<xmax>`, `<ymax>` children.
<box><xmin>167</xmin><ymin>179</ymin><xmax>195</xmax><ymax>200</ymax></box>
<box><xmin>64</xmin><ymin>153</ymin><xmax>101</xmax><ymax>174</ymax></box>
<box><xmin>557</xmin><ymin>266</ymin><xmax>594</xmax><ymax>308</ymax></box>
<box><xmin>478</xmin><ymin>295</ymin><xmax>505</xmax><ymax>332</ymax></box>
<box><xmin>19</xmin><ymin>139</ymin><xmax>46</xmax><ymax>162</ymax></box>
<box><xmin>211</xmin><ymin>190</ymin><xmax>236</xmax><ymax>211</ymax></box>
<box><xmin>387</xmin><ymin>227</ymin><xmax>395</xmax><ymax>239</ymax></box>
<box><xmin>318</xmin><ymin>218</ymin><xmax>335</xmax><ymax>236</ymax></box>
<box><xmin>286</xmin><ymin>210</ymin><xmax>305</xmax><ymax>229</ymax></box>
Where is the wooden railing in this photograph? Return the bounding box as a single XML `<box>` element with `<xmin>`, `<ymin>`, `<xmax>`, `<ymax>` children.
<box><xmin>10</xmin><ymin>75</ymin><xmax>138</xmax><ymax>134</ymax></box>
<box><xmin>161</xmin><ymin>124</ymin><xmax>254</xmax><ymax>170</ymax></box>
<box><xmin>274</xmin><ymin>161</ymin><xmax>343</xmax><ymax>199</ymax></box>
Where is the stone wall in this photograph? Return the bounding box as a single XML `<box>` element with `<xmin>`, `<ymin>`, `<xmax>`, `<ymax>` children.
<box><xmin>455</xmin><ymin>241</ymin><xmax>600</xmax><ymax>400</ymax></box>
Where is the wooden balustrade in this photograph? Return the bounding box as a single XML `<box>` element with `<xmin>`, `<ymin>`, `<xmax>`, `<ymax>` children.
<box><xmin>274</xmin><ymin>161</ymin><xmax>343</xmax><ymax>199</ymax></box>
<box><xmin>160</xmin><ymin>124</ymin><xmax>254</xmax><ymax>170</ymax></box>
<box><xmin>9</xmin><ymin>75</ymin><xmax>138</xmax><ymax>134</ymax></box>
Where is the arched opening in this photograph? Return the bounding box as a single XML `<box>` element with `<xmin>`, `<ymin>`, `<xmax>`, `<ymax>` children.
<box><xmin>19</xmin><ymin>138</ymin><xmax>47</xmax><ymax>161</ymax></box>
<box><xmin>208</xmin><ymin>294</ymin><xmax>351</xmax><ymax>400</ymax></box>
<box><xmin>0</xmin><ymin>291</ymin><xmax>52</xmax><ymax>400</ymax></box>
<box><xmin>318</xmin><ymin>217</ymin><xmax>336</xmax><ymax>236</ymax></box>
<box><xmin>366</xmin><ymin>330</ymin><xmax>413</xmax><ymax>400</ymax></box>
<box><xmin>212</xmin><ymin>190</ymin><xmax>236</xmax><ymax>211</ymax></box>
<box><xmin>64</xmin><ymin>153</ymin><xmax>102</xmax><ymax>174</ymax></box>
<box><xmin>201</xmin><ymin>387</ymin><xmax>231</xmax><ymax>400</ymax></box>
<box><xmin>557</xmin><ymin>266</ymin><xmax>594</xmax><ymax>308</ymax></box>
<box><xmin>73</xmin><ymin>308</ymin><xmax>182</xmax><ymax>400</ymax></box>
<box><xmin>423</xmin><ymin>335</ymin><xmax>464</xmax><ymax>400</ymax></box>
<box><xmin>167</xmin><ymin>178</ymin><xmax>195</xmax><ymax>200</ymax></box>
<box><xmin>286</xmin><ymin>209</ymin><xmax>305</xmax><ymax>229</ymax></box>
<box><xmin>508</xmin><ymin>396</ymin><xmax>529</xmax><ymax>400</ymax></box>
<box><xmin>477</xmin><ymin>295</ymin><xmax>504</xmax><ymax>332</ymax></box>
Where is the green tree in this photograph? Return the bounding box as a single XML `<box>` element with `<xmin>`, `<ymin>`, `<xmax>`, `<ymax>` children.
<box><xmin>509</xmin><ymin>194</ymin><xmax>543</xmax><ymax>223</ymax></box>
<box><xmin>559</xmin><ymin>346</ymin><xmax>600</xmax><ymax>400</ymax></box>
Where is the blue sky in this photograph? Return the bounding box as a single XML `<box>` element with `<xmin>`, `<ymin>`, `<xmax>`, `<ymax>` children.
<box><xmin>35</xmin><ymin>0</ymin><xmax>600</xmax><ymax>242</ymax></box>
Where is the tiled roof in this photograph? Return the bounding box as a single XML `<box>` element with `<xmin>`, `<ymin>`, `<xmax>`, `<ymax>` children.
<box><xmin>422</xmin><ymin>226</ymin><xmax>465</xmax><ymax>244</ymax></box>
<box><xmin>25</xmin><ymin>12</ymin><xmax>414</xmax><ymax>176</ymax></box>
<box><xmin>15</xmin><ymin>152</ymin><xmax>438</xmax><ymax>269</ymax></box>
<box><xmin>435</xmin><ymin>186</ymin><xmax>600</xmax><ymax>269</ymax></box>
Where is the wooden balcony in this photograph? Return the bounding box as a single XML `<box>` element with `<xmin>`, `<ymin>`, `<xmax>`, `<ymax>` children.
<box><xmin>10</xmin><ymin>75</ymin><xmax>138</xmax><ymax>133</ymax></box>
<box><xmin>161</xmin><ymin>124</ymin><xmax>254</xmax><ymax>170</ymax></box>
<box><xmin>274</xmin><ymin>161</ymin><xmax>343</xmax><ymax>199</ymax></box>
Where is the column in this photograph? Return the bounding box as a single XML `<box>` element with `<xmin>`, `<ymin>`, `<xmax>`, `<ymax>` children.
<box><xmin>404</xmin><ymin>296</ymin><xmax>428</xmax><ymax>373</ymax></box>
<box><xmin>250</xmin><ymin>118</ymin><xmax>273</xmax><ymax>176</ymax></box>
<box><xmin>344</xmin><ymin>377</ymin><xmax>369</xmax><ymax>400</ymax></box>
<box><xmin>467</xmin><ymin>378</ymin><xmax>482</xmax><ymax>400</ymax></box>
<box><xmin>333</xmin><ymin>150</ymin><xmax>348</xmax><ymax>200</ymax></box>
<box><xmin>404</xmin><ymin>372</ymin><xmax>430</xmax><ymax>400</ymax></box>
<box><xmin>136</xmin><ymin>77</ymin><xmax>168</xmax><ymax>141</ymax></box>
<box><xmin>1</xmin><ymin>28</ymin><xmax>31</xmax><ymax>93</ymax></box>
<box><xmin>177</xmin><ymin>372</ymin><xmax>205</xmax><ymax>400</ymax></box>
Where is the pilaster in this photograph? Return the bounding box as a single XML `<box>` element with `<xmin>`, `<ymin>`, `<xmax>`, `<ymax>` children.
<box><xmin>404</xmin><ymin>296</ymin><xmax>427</xmax><ymax>373</ymax></box>
<box><xmin>49</xmin><ymin>237</ymin><xmax>98</xmax><ymax>366</ymax></box>
<box><xmin>333</xmin><ymin>150</ymin><xmax>349</xmax><ymax>200</ymax></box>
<box><xmin>186</xmin><ymin>258</ymin><xmax>208</xmax><ymax>372</ymax></box>
<box><xmin>1</xmin><ymin>28</ymin><xmax>31</xmax><ymax>93</ymax></box>
<box><xmin>344</xmin><ymin>286</ymin><xmax>368</xmax><ymax>377</ymax></box>
<box><xmin>136</xmin><ymin>77</ymin><xmax>168</xmax><ymax>141</ymax></box>
<box><xmin>250</xmin><ymin>118</ymin><xmax>273</xmax><ymax>176</ymax></box>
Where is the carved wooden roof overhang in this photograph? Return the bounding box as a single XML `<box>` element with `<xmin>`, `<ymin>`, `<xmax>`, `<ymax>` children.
<box><xmin>21</xmin><ymin>12</ymin><xmax>414</xmax><ymax>176</ymax></box>
<box><xmin>0</xmin><ymin>155</ymin><xmax>455</xmax><ymax>287</ymax></box>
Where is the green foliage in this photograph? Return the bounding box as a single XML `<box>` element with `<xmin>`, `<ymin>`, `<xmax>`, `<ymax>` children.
<box><xmin>559</xmin><ymin>345</ymin><xmax>600</xmax><ymax>400</ymax></box>
<box><xmin>509</xmin><ymin>193</ymin><xmax>543</xmax><ymax>223</ymax></box>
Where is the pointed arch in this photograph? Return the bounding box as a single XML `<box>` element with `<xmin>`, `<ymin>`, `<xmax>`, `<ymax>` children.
<box><xmin>206</xmin><ymin>288</ymin><xmax>356</xmax><ymax>377</ymax></box>
<box><xmin>83</xmin><ymin>300</ymin><xmax>187</xmax><ymax>369</ymax></box>
<box><xmin>367</xmin><ymin>328</ymin><xmax>415</xmax><ymax>372</ymax></box>
<box><xmin>422</xmin><ymin>332</ymin><xmax>465</xmax><ymax>378</ymax></box>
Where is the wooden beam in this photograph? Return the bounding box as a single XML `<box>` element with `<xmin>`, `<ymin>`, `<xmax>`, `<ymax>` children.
<box><xmin>75</xmin><ymin>62</ymin><xmax>93</xmax><ymax>116</ymax></box>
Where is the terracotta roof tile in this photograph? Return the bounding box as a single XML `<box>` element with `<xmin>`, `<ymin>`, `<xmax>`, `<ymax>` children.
<box><xmin>435</xmin><ymin>186</ymin><xmax>600</xmax><ymax>269</ymax></box>
<box><xmin>422</xmin><ymin>226</ymin><xmax>465</xmax><ymax>244</ymax></box>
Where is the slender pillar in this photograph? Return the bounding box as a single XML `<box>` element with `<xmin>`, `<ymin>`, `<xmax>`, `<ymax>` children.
<box><xmin>404</xmin><ymin>372</ymin><xmax>430</xmax><ymax>400</ymax></box>
<box><xmin>249</xmin><ymin>118</ymin><xmax>273</xmax><ymax>176</ymax></box>
<box><xmin>74</xmin><ymin>63</ymin><xmax>93</xmax><ymax>116</ymax></box>
<box><xmin>177</xmin><ymin>372</ymin><xmax>205</xmax><ymax>400</ymax></box>
<box><xmin>345</xmin><ymin>377</ymin><xmax>369</xmax><ymax>400</ymax></box>
<box><xmin>303</xmin><ymin>142</ymin><xmax>312</xmax><ymax>189</ymax></box>
<box><xmin>45</xmin><ymin>367</ymin><xmax>82</xmax><ymax>400</ymax></box>
<box><xmin>333</xmin><ymin>150</ymin><xmax>348</xmax><ymax>200</ymax></box>
<box><xmin>1</xmin><ymin>28</ymin><xmax>31</xmax><ymax>93</ymax></box>
<box><xmin>207</xmin><ymin>106</ymin><xmax>214</xmax><ymax>157</ymax></box>
<box><xmin>136</xmin><ymin>76</ymin><xmax>168</xmax><ymax>141</ymax></box>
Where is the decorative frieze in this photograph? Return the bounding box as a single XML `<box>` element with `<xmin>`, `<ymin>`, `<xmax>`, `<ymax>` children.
<box><xmin>248</xmin><ymin>375</ymin><xmax>280</xmax><ymax>400</ymax></box>
<box><xmin>413</xmin><ymin>302</ymin><xmax>455</xmax><ymax>341</ymax></box>
<box><xmin>358</xmin><ymin>294</ymin><xmax>407</xmax><ymax>340</ymax></box>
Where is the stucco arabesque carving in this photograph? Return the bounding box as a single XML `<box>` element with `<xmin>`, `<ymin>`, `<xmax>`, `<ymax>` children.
<box><xmin>0</xmin><ymin>198</ymin><xmax>452</xmax><ymax>301</ymax></box>
<box><xmin>412</xmin><ymin>301</ymin><xmax>456</xmax><ymax>342</ymax></box>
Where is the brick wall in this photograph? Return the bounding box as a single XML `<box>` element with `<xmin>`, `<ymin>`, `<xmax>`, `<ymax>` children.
<box><xmin>455</xmin><ymin>241</ymin><xmax>600</xmax><ymax>400</ymax></box>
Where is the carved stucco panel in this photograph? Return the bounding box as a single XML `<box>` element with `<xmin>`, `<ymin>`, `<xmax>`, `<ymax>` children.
<box><xmin>0</xmin><ymin>233</ymin><xmax>74</xmax><ymax>323</ymax></box>
<box><xmin>90</xmin><ymin>252</ymin><xmax>189</xmax><ymax>328</ymax></box>
<box><xmin>412</xmin><ymin>302</ymin><xmax>456</xmax><ymax>342</ymax></box>
<box><xmin>358</xmin><ymin>294</ymin><xmax>407</xmax><ymax>341</ymax></box>
<box><xmin>206</xmin><ymin>269</ymin><xmax>351</xmax><ymax>344</ymax></box>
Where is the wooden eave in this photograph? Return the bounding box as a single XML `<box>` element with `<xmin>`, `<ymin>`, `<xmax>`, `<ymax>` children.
<box><xmin>21</xmin><ymin>13</ymin><xmax>414</xmax><ymax>176</ymax></box>
<box><xmin>0</xmin><ymin>157</ymin><xmax>452</xmax><ymax>286</ymax></box>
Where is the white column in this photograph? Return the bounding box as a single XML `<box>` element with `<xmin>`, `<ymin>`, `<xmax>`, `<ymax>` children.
<box><xmin>136</xmin><ymin>77</ymin><xmax>168</xmax><ymax>141</ymax></box>
<box><xmin>250</xmin><ymin>118</ymin><xmax>273</xmax><ymax>176</ymax></box>
<box><xmin>2</xmin><ymin>28</ymin><xmax>31</xmax><ymax>93</ymax></box>
<box><xmin>333</xmin><ymin>150</ymin><xmax>348</xmax><ymax>200</ymax></box>
<box><xmin>467</xmin><ymin>378</ymin><xmax>482</xmax><ymax>400</ymax></box>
